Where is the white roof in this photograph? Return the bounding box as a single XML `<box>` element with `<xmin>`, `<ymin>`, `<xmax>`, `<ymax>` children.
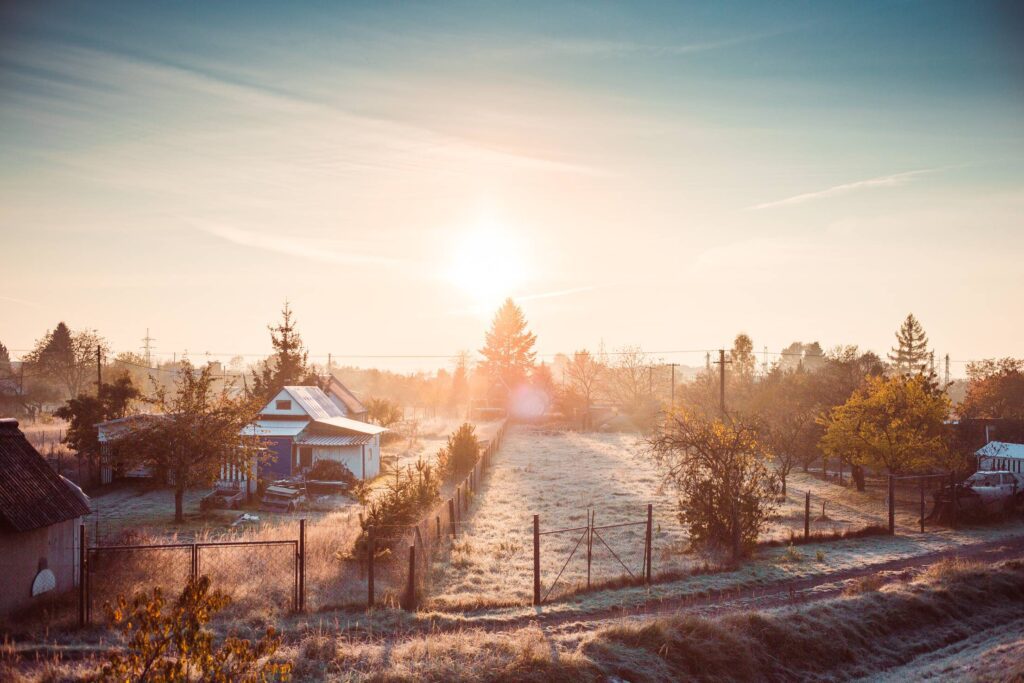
<box><xmin>244</xmin><ymin>420</ymin><xmax>309</xmax><ymax>437</ymax></box>
<box><xmin>314</xmin><ymin>416</ymin><xmax>387</xmax><ymax>436</ymax></box>
<box><xmin>282</xmin><ymin>386</ymin><xmax>346</xmax><ymax>420</ymax></box>
<box><xmin>976</xmin><ymin>441</ymin><xmax>1024</xmax><ymax>460</ymax></box>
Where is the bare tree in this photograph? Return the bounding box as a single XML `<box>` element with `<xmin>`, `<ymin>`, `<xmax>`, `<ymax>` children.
<box><xmin>563</xmin><ymin>349</ymin><xmax>603</xmax><ymax>429</ymax></box>
<box><xmin>601</xmin><ymin>346</ymin><xmax>654</xmax><ymax>421</ymax></box>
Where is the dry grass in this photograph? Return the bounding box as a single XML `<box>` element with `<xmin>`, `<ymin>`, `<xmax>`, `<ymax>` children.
<box><xmin>276</xmin><ymin>556</ymin><xmax>1024</xmax><ymax>682</ymax></box>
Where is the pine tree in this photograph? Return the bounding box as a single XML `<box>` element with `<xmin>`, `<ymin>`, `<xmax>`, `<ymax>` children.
<box><xmin>250</xmin><ymin>303</ymin><xmax>319</xmax><ymax>401</ymax></box>
<box><xmin>0</xmin><ymin>341</ymin><xmax>10</xmax><ymax>374</ymax></box>
<box><xmin>888</xmin><ymin>314</ymin><xmax>930</xmax><ymax>375</ymax></box>
<box><xmin>479</xmin><ymin>298</ymin><xmax>536</xmax><ymax>396</ymax></box>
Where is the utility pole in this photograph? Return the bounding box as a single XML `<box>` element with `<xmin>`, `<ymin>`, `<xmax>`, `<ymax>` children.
<box><xmin>96</xmin><ymin>345</ymin><xmax>102</xmax><ymax>395</ymax></box>
<box><xmin>667</xmin><ymin>363</ymin><xmax>680</xmax><ymax>410</ymax></box>
<box><xmin>327</xmin><ymin>352</ymin><xmax>332</xmax><ymax>373</ymax></box>
<box><xmin>944</xmin><ymin>353</ymin><xmax>950</xmax><ymax>387</ymax></box>
<box><xmin>714</xmin><ymin>349</ymin><xmax>730</xmax><ymax>417</ymax></box>
<box><xmin>705</xmin><ymin>351</ymin><xmax>711</xmax><ymax>372</ymax></box>
<box><xmin>648</xmin><ymin>365</ymin><xmax>653</xmax><ymax>397</ymax></box>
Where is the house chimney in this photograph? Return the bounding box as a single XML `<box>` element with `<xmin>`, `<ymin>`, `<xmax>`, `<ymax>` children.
<box><xmin>985</xmin><ymin>424</ymin><xmax>993</xmax><ymax>444</ymax></box>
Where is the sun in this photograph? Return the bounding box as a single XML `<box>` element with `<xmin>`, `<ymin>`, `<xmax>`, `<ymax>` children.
<box><xmin>447</xmin><ymin>216</ymin><xmax>526</xmax><ymax>312</ymax></box>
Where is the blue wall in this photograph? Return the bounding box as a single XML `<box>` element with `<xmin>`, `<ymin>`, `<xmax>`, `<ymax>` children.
<box><xmin>261</xmin><ymin>436</ymin><xmax>293</xmax><ymax>478</ymax></box>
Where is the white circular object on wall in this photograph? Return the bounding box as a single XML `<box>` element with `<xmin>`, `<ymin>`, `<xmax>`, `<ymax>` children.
<box><xmin>31</xmin><ymin>569</ymin><xmax>56</xmax><ymax>596</ymax></box>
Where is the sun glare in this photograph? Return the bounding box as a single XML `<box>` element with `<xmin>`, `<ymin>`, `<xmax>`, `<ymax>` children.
<box><xmin>448</xmin><ymin>217</ymin><xmax>526</xmax><ymax>312</ymax></box>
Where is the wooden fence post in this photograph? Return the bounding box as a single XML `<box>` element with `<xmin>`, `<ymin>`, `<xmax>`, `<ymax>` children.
<box><xmin>888</xmin><ymin>475</ymin><xmax>895</xmax><ymax>535</ymax></box>
<box><xmin>533</xmin><ymin>514</ymin><xmax>540</xmax><ymax>606</ymax></box>
<box><xmin>298</xmin><ymin>518</ymin><xmax>306</xmax><ymax>612</ymax></box>
<box><xmin>804</xmin><ymin>491</ymin><xmax>810</xmax><ymax>540</ymax></box>
<box><xmin>448</xmin><ymin>498</ymin><xmax>457</xmax><ymax>537</ymax></box>
<box><xmin>645</xmin><ymin>503</ymin><xmax>653</xmax><ymax>584</ymax></box>
<box><xmin>436</xmin><ymin>515</ymin><xmax>441</xmax><ymax>540</ymax></box>
<box><xmin>191</xmin><ymin>542</ymin><xmax>198</xmax><ymax>580</ymax></box>
<box><xmin>79</xmin><ymin>523</ymin><xmax>87</xmax><ymax>628</ymax></box>
<box><xmin>456</xmin><ymin>486</ymin><xmax>462</xmax><ymax>515</ymax></box>
<box><xmin>367</xmin><ymin>526</ymin><xmax>375</xmax><ymax>609</ymax></box>
<box><xmin>405</xmin><ymin>544</ymin><xmax>416</xmax><ymax>611</ymax></box>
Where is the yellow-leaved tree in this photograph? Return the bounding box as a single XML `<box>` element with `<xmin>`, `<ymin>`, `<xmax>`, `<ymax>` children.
<box><xmin>820</xmin><ymin>374</ymin><xmax>951</xmax><ymax>486</ymax></box>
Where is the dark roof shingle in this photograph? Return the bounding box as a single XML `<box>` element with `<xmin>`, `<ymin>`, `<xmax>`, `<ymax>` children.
<box><xmin>0</xmin><ymin>419</ymin><xmax>91</xmax><ymax>532</ymax></box>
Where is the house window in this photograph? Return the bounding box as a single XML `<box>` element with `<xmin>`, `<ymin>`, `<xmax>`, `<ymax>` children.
<box><xmin>276</xmin><ymin>400</ymin><xmax>292</xmax><ymax>411</ymax></box>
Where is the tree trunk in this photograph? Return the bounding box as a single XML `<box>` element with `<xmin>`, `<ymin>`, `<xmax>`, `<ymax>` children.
<box><xmin>852</xmin><ymin>464</ymin><xmax>866</xmax><ymax>492</ymax></box>
<box><xmin>174</xmin><ymin>487</ymin><xmax>185</xmax><ymax>523</ymax></box>
<box><xmin>781</xmin><ymin>475</ymin><xmax>787</xmax><ymax>496</ymax></box>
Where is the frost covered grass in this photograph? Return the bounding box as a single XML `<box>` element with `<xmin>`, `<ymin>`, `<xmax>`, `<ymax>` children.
<box><xmin>428</xmin><ymin>428</ymin><xmax>695</xmax><ymax>608</ymax></box>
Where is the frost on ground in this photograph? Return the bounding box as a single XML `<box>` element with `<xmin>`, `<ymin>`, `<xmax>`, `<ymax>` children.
<box><xmin>429</xmin><ymin>428</ymin><xmax>685</xmax><ymax>607</ymax></box>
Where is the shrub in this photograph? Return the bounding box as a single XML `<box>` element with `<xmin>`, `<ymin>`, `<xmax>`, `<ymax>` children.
<box><xmin>95</xmin><ymin>575</ymin><xmax>290</xmax><ymax>682</ymax></box>
<box><xmin>436</xmin><ymin>423</ymin><xmax>480</xmax><ymax>481</ymax></box>
<box><xmin>354</xmin><ymin>458</ymin><xmax>439</xmax><ymax>554</ymax></box>
<box><xmin>307</xmin><ymin>459</ymin><xmax>356</xmax><ymax>485</ymax></box>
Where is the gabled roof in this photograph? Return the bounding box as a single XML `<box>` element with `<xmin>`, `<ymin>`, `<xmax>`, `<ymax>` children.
<box><xmin>326</xmin><ymin>375</ymin><xmax>368</xmax><ymax>416</ymax></box>
<box><xmin>0</xmin><ymin>419</ymin><xmax>91</xmax><ymax>532</ymax></box>
<box><xmin>281</xmin><ymin>386</ymin><xmax>346</xmax><ymax>420</ymax></box>
<box><xmin>976</xmin><ymin>441</ymin><xmax>1024</xmax><ymax>460</ymax></box>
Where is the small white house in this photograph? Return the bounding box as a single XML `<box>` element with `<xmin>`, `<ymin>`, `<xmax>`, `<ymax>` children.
<box><xmin>254</xmin><ymin>386</ymin><xmax>385</xmax><ymax>480</ymax></box>
<box><xmin>976</xmin><ymin>441</ymin><xmax>1024</xmax><ymax>474</ymax></box>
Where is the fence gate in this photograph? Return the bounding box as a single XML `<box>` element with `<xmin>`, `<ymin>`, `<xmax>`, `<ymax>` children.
<box><xmin>532</xmin><ymin>505</ymin><xmax>653</xmax><ymax>605</ymax></box>
<box><xmin>81</xmin><ymin>527</ymin><xmax>303</xmax><ymax>626</ymax></box>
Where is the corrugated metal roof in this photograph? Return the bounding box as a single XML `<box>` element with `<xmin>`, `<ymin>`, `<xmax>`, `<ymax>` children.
<box><xmin>977</xmin><ymin>441</ymin><xmax>1024</xmax><ymax>460</ymax></box>
<box><xmin>0</xmin><ymin>419</ymin><xmax>91</xmax><ymax>532</ymax></box>
<box><xmin>327</xmin><ymin>376</ymin><xmax>368</xmax><ymax>416</ymax></box>
<box><xmin>283</xmin><ymin>386</ymin><xmax>346</xmax><ymax>420</ymax></box>
<box><xmin>295</xmin><ymin>434</ymin><xmax>374</xmax><ymax>446</ymax></box>
<box><xmin>314</xmin><ymin>416</ymin><xmax>387</xmax><ymax>436</ymax></box>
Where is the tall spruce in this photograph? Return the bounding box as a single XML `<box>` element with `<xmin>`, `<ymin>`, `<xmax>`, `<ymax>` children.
<box><xmin>888</xmin><ymin>313</ymin><xmax>930</xmax><ymax>375</ymax></box>
<box><xmin>479</xmin><ymin>298</ymin><xmax>536</xmax><ymax>395</ymax></box>
<box><xmin>250</xmin><ymin>303</ymin><xmax>319</xmax><ymax>401</ymax></box>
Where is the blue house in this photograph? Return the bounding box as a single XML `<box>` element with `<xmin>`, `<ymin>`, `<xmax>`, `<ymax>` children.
<box><xmin>250</xmin><ymin>386</ymin><xmax>385</xmax><ymax>480</ymax></box>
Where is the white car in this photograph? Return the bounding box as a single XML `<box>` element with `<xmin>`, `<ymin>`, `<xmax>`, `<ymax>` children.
<box><xmin>962</xmin><ymin>470</ymin><xmax>1024</xmax><ymax>514</ymax></box>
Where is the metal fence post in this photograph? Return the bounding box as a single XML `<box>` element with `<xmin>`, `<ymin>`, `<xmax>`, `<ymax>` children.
<box><xmin>436</xmin><ymin>515</ymin><xmax>441</xmax><ymax>540</ymax></box>
<box><xmin>533</xmin><ymin>514</ymin><xmax>540</xmax><ymax>606</ymax></box>
<box><xmin>804</xmin><ymin>491</ymin><xmax>810</xmax><ymax>540</ymax></box>
<box><xmin>920</xmin><ymin>478</ymin><xmax>925</xmax><ymax>533</ymax></box>
<box><xmin>298</xmin><ymin>518</ymin><xmax>306</xmax><ymax>612</ymax></box>
<box><xmin>586</xmin><ymin>510</ymin><xmax>593</xmax><ymax>589</ymax></box>
<box><xmin>191</xmin><ymin>542</ymin><xmax>198</xmax><ymax>580</ymax></box>
<box><xmin>645</xmin><ymin>504</ymin><xmax>653</xmax><ymax>583</ymax></box>
<box><xmin>888</xmin><ymin>475</ymin><xmax>895</xmax><ymax>535</ymax></box>
<box><xmin>950</xmin><ymin>472</ymin><xmax>958</xmax><ymax>529</ymax></box>
<box><xmin>448</xmin><ymin>498</ymin><xmax>457</xmax><ymax>537</ymax></box>
<box><xmin>367</xmin><ymin>526</ymin><xmax>375</xmax><ymax>609</ymax></box>
<box><xmin>78</xmin><ymin>523</ymin><xmax>87</xmax><ymax>628</ymax></box>
<box><xmin>405</xmin><ymin>544</ymin><xmax>416</xmax><ymax>611</ymax></box>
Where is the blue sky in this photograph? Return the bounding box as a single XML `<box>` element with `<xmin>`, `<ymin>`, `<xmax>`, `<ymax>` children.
<box><xmin>1</xmin><ymin>1</ymin><xmax>1022</xmax><ymax>370</ymax></box>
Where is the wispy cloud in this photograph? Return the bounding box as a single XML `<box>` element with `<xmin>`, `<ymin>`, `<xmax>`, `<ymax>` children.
<box><xmin>0</xmin><ymin>294</ymin><xmax>41</xmax><ymax>308</ymax></box>
<box><xmin>191</xmin><ymin>220</ymin><xmax>398</xmax><ymax>267</ymax></box>
<box><xmin>750</xmin><ymin>168</ymin><xmax>940</xmax><ymax>210</ymax></box>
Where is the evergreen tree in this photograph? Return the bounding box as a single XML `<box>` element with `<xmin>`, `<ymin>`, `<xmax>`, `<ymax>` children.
<box><xmin>250</xmin><ymin>303</ymin><xmax>319</xmax><ymax>401</ymax></box>
<box><xmin>448</xmin><ymin>351</ymin><xmax>470</xmax><ymax>416</ymax></box>
<box><xmin>479</xmin><ymin>298</ymin><xmax>536</xmax><ymax>395</ymax></box>
<box><xmin>888</xmin><ymin>314</ymin><xmax>930</xmax><ymax>375</ymax></box>
<box><xmin>0</xmin><ymin>341</ymin><xmax>10</xmax><ymax>374</ymax></box>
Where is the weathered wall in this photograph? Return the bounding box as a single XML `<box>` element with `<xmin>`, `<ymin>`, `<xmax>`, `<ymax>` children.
<box><xmin>0</xmin><ymin>517</ymin><xmax>79</xmax><ymax>616</ymax></box>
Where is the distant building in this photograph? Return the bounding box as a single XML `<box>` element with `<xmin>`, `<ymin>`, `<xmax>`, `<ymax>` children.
<box><xmin>325</xmin><ymin>375</ymin><xmax>369</xmax><ymax>421</ymax></box>
<box><xmin>251</xmin><ymin>386</ymin><xmax>385</xmax><ymax>480</ymax></box>
<box><xmin>976</xmin><ymin>441</ymin><xmax>1024</xmax><ymax>474</ymax></box>
<box><xmin>0</xmin><ymin>418</ymin><xmax>91</xmax><ymax>616</ymax></box>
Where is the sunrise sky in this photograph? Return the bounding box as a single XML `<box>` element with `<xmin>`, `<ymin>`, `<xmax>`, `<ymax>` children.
<box><xmin>2</xmin><ymin>1</ymin><xmax>1022</xmax><ymax>370</ymax></box>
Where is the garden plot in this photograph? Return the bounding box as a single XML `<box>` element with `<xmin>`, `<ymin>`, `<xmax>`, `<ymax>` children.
<box><xmin>428</xmin><ymin>427</ymin><xmax>692</xmax><ymax>608</ymax></box>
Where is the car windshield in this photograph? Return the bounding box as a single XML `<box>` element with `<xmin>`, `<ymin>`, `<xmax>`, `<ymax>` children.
<box><xmin>969</xmin><ymin>473</ymin><xmax>1003</xmax><ymax>486</ymax></box>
